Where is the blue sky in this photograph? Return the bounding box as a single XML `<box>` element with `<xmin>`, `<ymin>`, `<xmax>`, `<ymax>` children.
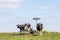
<box><xmin>0</xmin><ymin>0</ymin><xmax>60</xmax><ymax>32</ymax></box>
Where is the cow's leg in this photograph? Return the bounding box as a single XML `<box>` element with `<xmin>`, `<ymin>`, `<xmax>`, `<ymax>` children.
<box><xmin>19</xmin><ymin>27</ymin><xmax>23</xmax><ymax>32</ymax></box>
<box><xmin>19</xmin><ymin>28</ymin><xmax>22</xmax><ymax>32</ymax></box>
<box><xmin>40</xmin><ymin>30</ymin><xmax>42</xmax><ymax>36</ymax></box>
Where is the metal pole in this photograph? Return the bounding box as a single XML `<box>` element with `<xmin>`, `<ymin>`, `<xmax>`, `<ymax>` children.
<box><xmin>36</xmin><ymin>20</ymin><xmax>37</xmax><ymax>27</ymax></box>
<box><xmin>33</xmin><ymin>18</ymin><xmax>40</xmax><ymax>31</ymax></box>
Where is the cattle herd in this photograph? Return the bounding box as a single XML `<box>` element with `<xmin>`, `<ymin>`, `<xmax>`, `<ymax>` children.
<box><xmin>17</xmin><ymin>23</ymin><xmax>43</xmax><ymax>35</ymax></box>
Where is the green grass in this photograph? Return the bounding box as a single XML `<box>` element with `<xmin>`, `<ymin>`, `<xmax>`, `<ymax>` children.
<box><xmin>0</xmin><ymin>32</ymin><xmax>60</xmax><ymax>40</ymax></box>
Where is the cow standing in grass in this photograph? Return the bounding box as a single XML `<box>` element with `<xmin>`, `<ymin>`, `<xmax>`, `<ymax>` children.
<box><xmin>17</xmin><ymin>24</ymin><xmax>25</xmax><ymax>32</ymax></box>
<box><xmin>17</xmin><ymin>23</ymin><xmax>31</xmax><ymax>32</ymax></box>
<box><xmin>37</xmin><ymin>23</ymin><xmax>43</xmax><ymax>36</ymax></box>
<box><xmin>24</xmin><ymin>23</ymin><xmax>31</xmax><ymax>32</ymax></box>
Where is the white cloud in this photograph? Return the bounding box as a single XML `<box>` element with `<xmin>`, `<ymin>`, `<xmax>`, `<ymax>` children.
<box><xmin>0</xmin><ymin>3</ymin><xmax>21</xmax><ymax>8</ymax></box>
<box><xmin>0</xmin><ymin>0</ymin><xmax>24</xmax><ymax>8</ymax></box>
<box><xmin>0</xmin><ymin>0</ymin><xmax>23</xmax><ymax>2</ymax></box>
<box><xmin>40</xmin><ymin>6</ymin><xmax>49</xmax><ymax>10</ymax></box>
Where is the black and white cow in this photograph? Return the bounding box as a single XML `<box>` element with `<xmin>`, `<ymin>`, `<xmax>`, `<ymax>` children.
<box><xmin>36</xmin><ymin>23</ymin><xmax>43</xmax><ymax>36</ymax></box>
<box><xmin>30</xmin><ymin>28</ymin><xmax>37</xmax><ymax>34</ymax></box>
<box><xmin>37</xmin><ymin>23</ymin><xmax>43</xmax><ymax>32</ymax></box>
<box><xmin>17</xmin><ymin>24</ymin><xmax>25</xmax><ymax>32</ymax></box>
<box><xmin>17</xmin><ymin>23</ymin><xmax>31</xmax><ymax>32</ymax></box>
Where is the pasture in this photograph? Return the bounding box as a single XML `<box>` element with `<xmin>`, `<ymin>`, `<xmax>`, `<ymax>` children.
<box><xmin>0</xmin><ymin>32</ymin><xmax>60</xmax><ymax>40</ymax></box>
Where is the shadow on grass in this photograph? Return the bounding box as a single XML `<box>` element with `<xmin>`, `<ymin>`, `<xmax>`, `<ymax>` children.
<box><xmin>11</xmin><ymin>32</ymin><xmax>40</xmax><ymax>36</ymax></box>
<box><xmin>12</xmin><ymin>32</ymin><xmax>30</xmax><ymax>36</ymax></box>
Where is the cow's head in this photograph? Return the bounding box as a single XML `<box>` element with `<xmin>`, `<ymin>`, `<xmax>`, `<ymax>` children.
<box><xmin>17</xmin><ymin>24</ymin><xmax>21</xmax><ymax>28</ymax></box>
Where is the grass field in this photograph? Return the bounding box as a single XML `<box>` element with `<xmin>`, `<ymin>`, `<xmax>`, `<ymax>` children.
<box><xmin>0</xmin><ymin>32</ymin><xmax>60</xmax><ymax>40</ymax></box>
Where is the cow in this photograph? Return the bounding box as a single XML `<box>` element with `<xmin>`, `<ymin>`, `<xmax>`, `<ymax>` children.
<box><xmin>30</xmin><ymin>28</ymin><xmax>37</xmax><ymax>34</ymax></box>
<box><xmin>17</xmin><ymin>23</ymin><xmax>31</xmax><ymax>32</ymax></box>
<box><xmin>24</xmin><ymin>23</ymin><xmax>31</xmax><ymax>31</ymax></box>
<box><xmin>17</xmin><ymin>24</ymin><xmax>25</xmax><ymax>32</ymax></box>
<box><xmin>36</xmin><ymin>23</ymin><xmax>43</xmax><ymax>36</ymax></box>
